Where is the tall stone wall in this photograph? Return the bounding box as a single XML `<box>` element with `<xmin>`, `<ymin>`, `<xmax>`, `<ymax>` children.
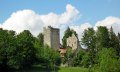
<box><xmin>43</xmin><ymin>26</ymin><xmax>60</xmax><ymax>50</ymax></box>
<box><xmin>43</xmin><ymin>27</ymin><xmax>51</xmax><ymax>47</ymax></box>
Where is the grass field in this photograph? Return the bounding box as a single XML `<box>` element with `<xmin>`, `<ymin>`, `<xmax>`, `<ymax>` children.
<box><xmin>58</xmin><ymin>67</ymin><xmax>89</xmax><ymax>72</ymax></box>
<box><xmin>16</xmin><ymin>65</ymin><xmax>89</xmax><ymax>72</ymax></box>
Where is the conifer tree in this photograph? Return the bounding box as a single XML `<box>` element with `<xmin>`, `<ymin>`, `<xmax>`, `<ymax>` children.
<box><xmin>96</xmin><ymin>26</ymin><xmax>110</xmax><ymax>50</ymax></box>
<box><xmin>109</xmin><ymin>27</ymin><xmax>119</xmax><ymax>56</ymax></box>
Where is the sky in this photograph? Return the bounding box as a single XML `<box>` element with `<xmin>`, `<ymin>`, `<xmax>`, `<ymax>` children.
<box><xmin>0</xmin><ymin>0</ymin><xmax>120</xmax><ymax>41</ymax></box>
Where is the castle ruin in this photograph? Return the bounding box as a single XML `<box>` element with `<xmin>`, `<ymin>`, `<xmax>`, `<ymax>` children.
<box><xmin>43</xmin><ymin>26</ymin><xmax>60</xmax><ymax>50</ymax></box>
<box><xmin>67</xmin><ymin>33</ymin><xmax>80</xmax><ymax>51</ymax></box>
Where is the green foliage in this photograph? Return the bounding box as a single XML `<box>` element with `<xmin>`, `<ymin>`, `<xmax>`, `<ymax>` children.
<box><xmin>118</xmin><ymin>33</ymin><xmax>120</xmax><ymax>40</ymax></box>
<box><xmin>43</xmin><ymin>45</ymin><xmax>61</xmax><ymax>66</ymax></box>
<box><xmin>81</xmin><ymin>28</ymin><xmax>96</xmax><ymax>50</ymax></box>
<box><xmin>96</xmin><ymin>26</ymin><xmax>110</xmax><ymax>50</ymax></box>
<box><xmin>81</xmin><ymin>28</ymin><xmax>96</xmax><ymax>67</ymax></box>
<box><xmin>0</xmin><ymin>29</ymin><xmax>37</xmax><ymax>72</ymax></box>
<box><xmin>0</xmin><ymin>29</ymin><xmax>61</xmax><ymax>71</ymax></box>
<box><xmin>34</xmin><ymin>43</ymin><xmax>61</xmax><ymax>70</ymax></box>
<box><xmin>15</xmin><ymin>30</ymin><xmax>36</xmax><ymax>69</ymax></box>
<box><xmin>109</xmin><ymin>27</ymin><xmax>120</xmax><ymax>57</ymax></box>
<box><xmin>72</xmin><ymin>51</ymin><xmax>95</xmax><ymax>68</ymax></box>
<box><xmin>0</xmin><ymin>29</ymin><xmax>16</xmax><ymax>71</ymax></box>
<box><xmin>92</xmin><ymin>48</ymin><xmax>120</xmax><ymax>72</ymax></box>
<box><xmin>58</xmin><ymin>67</ymin><xmax>89</xmax><ymax>72</ymax></box>
<box><xmin>62</xmin><ymin>48</ymin><xmax>72</xmax><ymax>65</ymax></box>
<box><xmin>81</xmin><ymin>52</ymin><xmax>92</xmax><ymax>68</ymax></box>
<box><xmin>118</xmin><ymin>33</ymin><xmax>120</xmax><ymax>56</ymax></box>
<box><xmin>62</xmin><ymin>27</ymin><xmax>72</xmax><ymax>48</ymax></box>
<box><xmin>0</xmin><ymin>25</ymin><xmax>120</xmax><ymax>72</ymax></box>
<box><xmin>80</xmin><ymin>26</ymin><xmax>120</xmax><ymax>71</ymax></box>
<box><xmin>66</xmin><ymin>48</ymin><xmax>72</xmax><ymax>59</ymax></box>
<box><xmin>37</xmin><ymin>33</ymin><xmax>44</xmax><ymax>47</ymax></box>
<box><xmin>72</xmin><ymin>51</ymin><xmax>85</xmax><ymax>66</ymax></box>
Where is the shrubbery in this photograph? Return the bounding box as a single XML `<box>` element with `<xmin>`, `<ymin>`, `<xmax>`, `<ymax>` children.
<box><xmin>71</xmin><ymin>26</ymin><xmax>120</xmax><ymax>72</ymax></box>
<box><xmin>0</xmin><ymin>29</ymin><xmax>61</xmax><ymax>72</ymax></box>
<box><xmin>91</xmin><ymin>48</ymin><xmax>120</xmax><ymax>72</ymax></box>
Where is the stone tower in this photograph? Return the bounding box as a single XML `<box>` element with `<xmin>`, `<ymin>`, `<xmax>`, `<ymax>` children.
<box><xmin>43</xmin><ymin>26</ymin><xmax>60</xmax><ymax>50</ymax></box>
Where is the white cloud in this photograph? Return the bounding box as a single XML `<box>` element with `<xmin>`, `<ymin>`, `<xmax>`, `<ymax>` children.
<box><xmin>2</xmin><ymin>10</ymin><xmax>44</xmax><ymax>36</ymax></box>
<box><xmin>1</xmin><ymin>4</ymin><xmax>79</xmax><ymax>37</ymax></box>
<box><xmin>0</xmin><ymin>24</ymin><xmax>2</xmax><ymax>28</ymax></box>
<box><xmin>70</xmin><ymin>23</ymin><xmax>92</xmax><ymax>40</ymax></box>
<box><xmin>40</xmin><ymin>4</ymin><xmax>79</xmax><ymax>27</ymax></box>
<box><xmin>95</xmin><ymin>16</ymin><xmax>120</xmax><ymax>34</ymax></box>
<box><xmin>95</xmin><ymin>16</ymin><xmax>120</xmax><ymax>26</ymax></box>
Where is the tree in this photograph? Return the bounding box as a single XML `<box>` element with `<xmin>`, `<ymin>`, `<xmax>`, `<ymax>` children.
<box><xmin>72</xmin><ymin>50</ymin><xmax>85</xmax><ymax>66</ymax></box>
<box><xmin>37</xmin><ymin>33</ymin><xmax>44</xmax><ymax>47</ymax></box>
<box><xmin>34</xmin><ymin>37</ymin><xmax>44</xmax><ymax>64</ymax></box>
<box><xmin>0</xmin><ymin>29</ymin><xmax>16</xmax><ymax>71</ymax></box>
<box><xmin>34</xmin><ymin>33</ymin><xmax>44</xmax><ymax>64</ymax></box>
<box><xmin>34</xmin><ymin>42</ymin><xmax>61</xmax><ymax>70</ymax></box>
<box><xmin>109</xmin><ymin>27</ymin><xmax>120</xmax><ymax>56</ymax></box>
<box><xmin>0</xmin><ymin>29</ymin><xmax>8</xmax><ymax>71</ymax></box>
<box><xmin>42</xmin><ymin>45</ymin><xmax>61</xmax><ymax>70</ymax></box>
<box><xmin>5</xmin><ymin>30</ymin><xmax>17</xmax><ymax>69</ymax></box>
<box><xmin>65</xmin><ymin>47</ymin><xmax>72</xmax><ymax>66</ymax></box>
<box><xmin>0</xmin><ymin>29</ymin><xmax>61</xmax><ymax>71</ymax></box>
<box><xmin>118</xmin><ymin>33</ymin><xmax>120</xmax><ymax>40</ymax></box>
<box><xmin>96</xmin><ymin>26</ymin><xmax>110</xmax><ymax>50</ymax></box>
<box><xmin>93</xmin><ymin>48</ymin><xmax>120</xmax><ymax>72</ymax></box>
<box><xmin>62</xmin><ymin>27</ymin><xmax>72</xmax><ymax>48</ymax></box>
<box><xmin>81</xmin><ymin>28</ymin><xmax>96</xmax><ymax>67</ymax></box>
<box><xmin>15</xmin><ymin>30</ymin><xmax>36</xmax><ymax>69</ymax></box>
<box><xmin>81</xmin><ymin>52</ymin><xmax>91</xmax><ymax>68</ymax></box>
<box><xmin>117</xmin><ymin>33</ymin><xmax>120</xmax><ymax>57</ymax></box>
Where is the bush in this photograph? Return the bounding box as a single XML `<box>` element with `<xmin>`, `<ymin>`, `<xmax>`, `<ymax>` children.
<box><xmin>91</xmin><ymin>48</ymin><xmax>120</xmax><ymax>72</ymax></box>
<box><xmin>34</xmin><ymin>45</ymin><xmax>61</xmax><ymax>70</ymax></box>
<box><xmin>72</xmin><ymin>51</ymin><xmax>85</xmax><ymax>67</ymax></box>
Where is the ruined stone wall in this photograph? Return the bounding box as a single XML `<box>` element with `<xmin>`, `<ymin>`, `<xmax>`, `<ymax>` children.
<box><xmin>43</xmin><ymin>26</ymin><xmax>60</xmax><ymax>50</ymax></box>
<box><xmin>67</xmin><ymin>34</ymin><xmax>80</xmax><ymax>50</ymax></box>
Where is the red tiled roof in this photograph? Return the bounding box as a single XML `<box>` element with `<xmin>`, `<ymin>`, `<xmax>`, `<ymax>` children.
<box><xmin>59</xmin><ymin>48</ymin><xmax>67</xmax><ymax>54</ymax></box>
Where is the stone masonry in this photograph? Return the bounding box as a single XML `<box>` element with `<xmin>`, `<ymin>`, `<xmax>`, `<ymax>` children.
<box><xmin>43</xmin><ymin>26</ymin><xmax>60</xmax><ymax>50</ymax></box>
<box><xmin>67</xmin><ymin>33</ymin><xmax>80</xmax><ymax>51</ymax></box>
